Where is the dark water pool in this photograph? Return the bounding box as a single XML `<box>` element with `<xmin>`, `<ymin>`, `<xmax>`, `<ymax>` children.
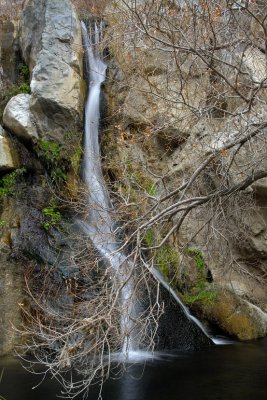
<box><xmin>0</xmin><ymin>339</ymin><xmax>267</xmax><ymax>400</ymax></box>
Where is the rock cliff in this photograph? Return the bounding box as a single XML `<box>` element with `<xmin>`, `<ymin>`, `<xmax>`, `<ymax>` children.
<box><xmin>0</xmin><ymin>0</ymin><xmax>84</xmax><ymax>355</ymax></box>
<box><xmin>103</xmin><ymin>1</ymin><xmax>267</xmax><ymax>340</ymax></box>
<box><xmin>0</xmin><ymin>0</ymin><xmax>266</xmax><ymax>357</ymax></box>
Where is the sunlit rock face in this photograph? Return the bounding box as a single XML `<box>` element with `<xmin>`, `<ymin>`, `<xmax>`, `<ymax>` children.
<box><xmin>4</xmin><ymin>0</ymin><xmax>84</xmax><ymax>143</ymax></box>
<box><xmin>27</xmin><ymin>0</ymin><xmax>84</xmax><ymax>141</ymax></box>
<box><xmin>19</xmin><ymin>0</ymin><xmax>46</xmax><ymax>73</ymax></box>
<box><xmin>3</xmin><ymin>94</ymin><xmax>38</xmax><ymax>140</ymax></box>
<box><xmin>0</xmin><ymin>125</ymin><xmax>20</xmax><ymax>171</ymax></box>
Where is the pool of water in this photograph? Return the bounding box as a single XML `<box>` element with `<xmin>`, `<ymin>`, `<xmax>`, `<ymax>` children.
<box><xmin>0</xmin><ymin>338</ymin><xmax>266</xmax><ymax>400</ymax></box>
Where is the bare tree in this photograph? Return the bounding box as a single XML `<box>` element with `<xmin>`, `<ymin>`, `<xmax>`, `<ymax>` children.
<box><xmin>18</xmin><ymin>186</ymin><xmax>164</xmax><ymax>399</ymax></box>
<box><xmin>104</xmin><ymin>0</ymin><xmax>267</xmax><ymax>269</ymax></box>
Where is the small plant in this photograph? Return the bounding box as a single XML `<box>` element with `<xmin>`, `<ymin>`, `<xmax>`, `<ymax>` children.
<box><xmin>127</xmin><ymin>161</ymin><xmax>157</xmax><ymax>196</ymax></box>
<box><xmin>186</xmin><ymin>247</ymin><xmax>205</xmax><ymax>272</ymax></box>
<box><xmin>70</xmin><ymin>145</ymin><xmax>83</xmax><ymax>175</ymax></box>
<box><xmin>17</xmin><ymin>82</ymin><xmax>30</xmax><ymax>94</ymax></box>
<box><xmin>143</xmin><ymin>228</ymin><xmax>155</xmax><ymax>247</ymax></box>
<box><xmin>184</xmin><ymin>247</ymin><xmax>217</xmax><ymax>305</ymax></box>
<box><xmin>0</xmin><ymin>220</ymin><xmax>6</xmax><ymax>229</ymax></box>
<box><xmin>38</xmin><ymin>140</ymin><xmax>66</xmax><ymax>184</ymax></box>
<box><xmin>0</xmin><ymin>168</ymin><xmax>26</xmax><ymax>198</ymax></box>
<box><xmin>155</xmin><ymin>244</ymin><xmax>180</xmax><ymax>284</ymax></box>
<box><xmin>19</xmin><ymin>63</ymin><xmax>30</xmax><ymax>82</ymax></box>
<box><xmin>42</xmin><ymin>207</ymin><xmax>61</xmax><ymax>231</ymax></box>
<box><xmin>38</xmin><ymin>140</ymin><xmax>61</xmax><ymax>164</ymax></box>
<box><xmin>51</xmin><ymin>166</ymin><xmax>67</xmax><ymax>183</ymax></box>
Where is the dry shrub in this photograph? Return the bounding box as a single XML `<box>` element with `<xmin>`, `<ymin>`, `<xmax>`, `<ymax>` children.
<box><xmin>73</xmin><ymin>0</ymin><xmax>108</xmax><ymax>15</ymax></box>
<box><xmin>0</xmin><ymin>0</ymin><xmax>23</xmax><ymax>18</ymax></box>
<box><xmin>0</xmin><ymin>0</ymin><xmax>108</xmax><ymax>18</ymax></box>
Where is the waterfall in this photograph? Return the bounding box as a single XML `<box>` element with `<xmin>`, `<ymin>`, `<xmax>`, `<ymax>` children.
<box><xmin>80</xmin><ymin>21</ymin><xmax>218</xmax><ymax>359</ymax></box>
<box><xmin>80</xmin><ymin>21</ymin><xmax>137</xmax><ymax>357</ymax></box>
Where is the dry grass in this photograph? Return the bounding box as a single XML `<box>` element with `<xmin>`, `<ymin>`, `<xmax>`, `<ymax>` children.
<box><xmin>73</xmin><ymin>0</ymin><xmax>108</xmax><ymax>15</ymax></box>
<box><xmin>0</xmin><ymin>0</ymin><xmax>23</xmax><ymax>18</ymax></box>
<box><xmin>0</xmin><ymin>0</ymin><xmax>108</xmax><ymax>18</ymax></box>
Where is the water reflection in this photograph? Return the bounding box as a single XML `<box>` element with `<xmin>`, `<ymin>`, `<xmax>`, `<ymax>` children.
<box><xmin>0</xmin><ymin>339</ymin><xmax>267</xmax><ymax>400</ymax></box>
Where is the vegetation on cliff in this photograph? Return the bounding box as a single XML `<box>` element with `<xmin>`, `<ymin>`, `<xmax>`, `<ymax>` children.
<box><xmin>0</xmin><ymin>0</ymin><xmax>267</xmax><ymax>398</ymax></box>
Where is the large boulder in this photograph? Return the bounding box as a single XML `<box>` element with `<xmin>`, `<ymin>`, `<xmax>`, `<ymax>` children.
<box><xmin>3</xmin><ymin>94</ymin><xmax>38</xmax><ymax>140</ymax></box>
<box><xmin>201</xmin><ymin>290</ymin><xmax>267</xmax><ymax>341</ymax></box>
<box><xmin>25</xmin><ymin>0</ymin><xmax>84</xmax><ymax>141</ymax></box>
<box><xmin>19</xmin><ymin>0</ymin><xmax>46</xmax><ymax>73</ymax></box>
<box><xmin>4</xmin><ymin>0</ymin><xmax>84</xmax><ymax>143</ymax></box>
<box><xmin>0</xmin><ymin>125</ymin><xmax>20</xmax><ymax>171</ymax></box>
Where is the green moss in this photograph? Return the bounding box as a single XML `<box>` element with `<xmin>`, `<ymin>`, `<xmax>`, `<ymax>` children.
<box><xmin>37</xmin><ymin>133</ymin><xmax>83</xmax><ymax>188</ymax></box>
<box><xmin>0</xmin><ymin>168</ymin><xmax>26</xmax><ymax>198</ymax></box>
<box><xmin>155</xmin><ymin>244</ymin><xmax>180</xmax><ymax>285</ymax></box>
<box><xmin>202</xmin><ymin>291</ymin><xmax>262</xmax><ymax>340</ymax></box>
<box><xmin>183</xmin><ymin>289</ymin><xmax>217</xmax><ymax>305</ymax></box>
<box><xmin>183</xmin><ymin>247</ymin><xmax>217</xmax><ymax>305</ymax></box>
<box><xmin>143</xmin><ymin>228</ymin><xmax>155</xmax><ymax>247</ymax></box>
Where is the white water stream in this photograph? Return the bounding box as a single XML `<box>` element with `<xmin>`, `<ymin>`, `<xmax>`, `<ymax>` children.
<box><xmin>80</xmin><ymin>21</ymin><xmax>222</xmax><ymax>356</ymax></box>
<box><xmin>80</xmin><ymin>21</ymin><xmax>136</xmax><ymax>357</ymax></box>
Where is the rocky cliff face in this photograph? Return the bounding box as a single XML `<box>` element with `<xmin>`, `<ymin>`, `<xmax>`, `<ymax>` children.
<box><xmin>0</xmin><ymin>0</ymin><xmax>266</xmax><ymax>357</ymax></box>
<box><xmin>103</xmin><ymin>1</ymin><xmax>267</xmax><ymax>340</ymax></box>
<box><xmin>0</xmin><ymin>0</ymin><xmax>84</xmax><ymax>355</ymax></box>
<box><xmin>4</xmin><ymin>0</ymin><xmax>84</xmax><ymax>142</ymax></box>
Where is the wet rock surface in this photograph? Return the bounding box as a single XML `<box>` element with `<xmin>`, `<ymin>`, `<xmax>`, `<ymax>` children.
<box><xmin>155</xmin><ymin>284</ymin><xmax>212</xmax><ymax>351</ymax></box>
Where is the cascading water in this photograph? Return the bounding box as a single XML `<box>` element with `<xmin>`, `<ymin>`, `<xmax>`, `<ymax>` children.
<box><xmin>80</xmin><ymin>20</ymin><xmax>220</xmax><ymax>358</ymax></box>
<box><xmin>80</xmin><ymin>21</ymin><xmax>137</xmax><ymax>358</ymax></box>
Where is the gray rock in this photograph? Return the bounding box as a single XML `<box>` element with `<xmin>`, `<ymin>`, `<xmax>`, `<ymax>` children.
<box><xmin>20</xmin><ymin>0</ymin><xmax>46</xmax><ymax>72</ymax></box>
<box><xmin>155</xmin><ymin>283</ymin><xmax>212</xmax><ymax>350</ymax></box>
<box><xmin>20</xmin><ymin>0</ymin><xmax>84</xmax><ymax>141</ymax></box>
<box><xmin>0</xmin><ymin>258</ymin><xmax>23</xmax><ymax>356</ymax></box>
<box><xmin>253</xmin><ymin>177</ymin><xmax>267</xmax><ymax>197</ymax></box>
<box><xmin>0</xmin><ymin>126</ymin><xmax>19</xmax><ymax>171</ymax></box>
<box><xmin>3</xmin><ymin>94</ymin><xmax>38</xmax><ymax>140</ymax></box>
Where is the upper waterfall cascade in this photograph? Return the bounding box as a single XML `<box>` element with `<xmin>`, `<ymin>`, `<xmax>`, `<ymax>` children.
<box><xmin>80</xmin><ymin>21</ymin><xmax>218</xmax><ymax>357</ymax></box>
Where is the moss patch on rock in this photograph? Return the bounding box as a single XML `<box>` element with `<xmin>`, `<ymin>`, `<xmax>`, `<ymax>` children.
<box><xmin>201</xmin><ymin>290</ymin><xmax>267</xmax><ymax>340</ymax></box>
